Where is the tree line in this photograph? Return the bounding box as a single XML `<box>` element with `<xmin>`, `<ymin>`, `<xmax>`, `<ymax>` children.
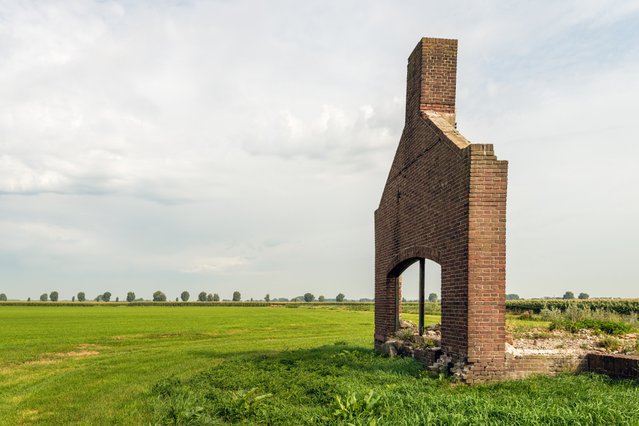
<box><xmin>0</xmin><ymin>291</ymin><xmax>356</xmax><ymax>303</ymax></box>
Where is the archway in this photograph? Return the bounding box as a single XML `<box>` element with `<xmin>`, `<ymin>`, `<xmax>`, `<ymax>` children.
<box><xmin>390</xmin><ymin>257</ymin><xmax>441</xmax><ymax>336</ymax></box>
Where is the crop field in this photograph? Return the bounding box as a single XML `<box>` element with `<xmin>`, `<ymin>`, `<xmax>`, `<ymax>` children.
<box><xmin>1</xmin><ymin>306</ymin><xmax>639</xmax><ymax>425</ymax></box>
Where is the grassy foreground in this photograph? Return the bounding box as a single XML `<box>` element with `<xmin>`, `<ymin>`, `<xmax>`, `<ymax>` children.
<box><xmin>0</xmin><ymin>306</ymin><xmax>637</xmax><ymax>425</ymax></box>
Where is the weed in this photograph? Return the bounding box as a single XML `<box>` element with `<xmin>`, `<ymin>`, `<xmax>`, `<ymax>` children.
<box><xmin>597</xmin><ymin>336</ymin><xmax>622</xmax><ymax>352</ymax></box>
<box><xmin>330</xmin><ymin>389</ymin><xmax>383</xmax><ymax>424</ymax></box>
<box><xmin>218</xmin><ymin>387</ymin><xmax>273</xmax><ymax>421</ymax></box>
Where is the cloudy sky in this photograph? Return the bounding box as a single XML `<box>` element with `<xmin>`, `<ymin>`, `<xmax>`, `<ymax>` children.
<box><xmin>1</xmin><ymin>0</ymin><xmax>638</xmax><ymax>301</ymax></box>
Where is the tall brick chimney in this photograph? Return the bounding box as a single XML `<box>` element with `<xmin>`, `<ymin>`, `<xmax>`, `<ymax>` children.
<box><xmin>405</xmin><ymin>37</ymin><xmax>457</xmax><ymax>126</ymax></box>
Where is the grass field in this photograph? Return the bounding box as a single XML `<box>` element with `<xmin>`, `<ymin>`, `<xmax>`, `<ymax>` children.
<box><xmin>0</xmin><ymin>306</ymin><xmax>638</xmax><ymax>425</ymax></box>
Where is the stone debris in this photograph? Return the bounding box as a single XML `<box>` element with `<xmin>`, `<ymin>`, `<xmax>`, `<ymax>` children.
<box><xmin>381</xmin><ymin>322</ymin><xmax>638</xmax><ymax>379</ymax></box>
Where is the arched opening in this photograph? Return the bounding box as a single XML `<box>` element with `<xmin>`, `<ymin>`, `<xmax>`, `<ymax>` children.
<box><xmin>389</xmin><ymin>257</ymin><xmax>442</xmax><ymax>336</ymax></box>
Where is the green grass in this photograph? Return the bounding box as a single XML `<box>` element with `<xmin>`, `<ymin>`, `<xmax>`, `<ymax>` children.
<box><xmin>151</xmin><ymin>345</ymin><xmax>639</xmax><ymax>425</ymax></box>
<box><xmin>0</xmin><ymin>306</ymin><xmax>372</xmax><ymax>425</ymax></box>
<box><xmin>1</xmin><ymin>306</ymin><xmax>638</xmax><ymax>425</ymax></box>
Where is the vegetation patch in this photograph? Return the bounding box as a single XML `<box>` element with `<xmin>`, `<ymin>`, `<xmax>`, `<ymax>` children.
<box><xmin>151</xmin><ymin>345</ymin><xmax>639</xmax><ymax>425</ymax></box>
<box><xmin>549</xmin><ymin>319</ymin><xmax>633</xmax><ymax>335</ymax></box>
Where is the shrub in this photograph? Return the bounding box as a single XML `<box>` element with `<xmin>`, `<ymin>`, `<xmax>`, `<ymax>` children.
<box><xmin>127</xmin><ymin>292</ymin><xmax>136</xmax><ymax>302</ymax></box>
<box><xmin>304</xmin><ymin>293</ymin><xmax>315</xmax><ymax>303</ymax></box>
<box><xmin>0</xmin><ymin>293</ymin><xmax>7</xmax><ymax>301</ymax></box>
<box><xmin>49</xmin><ymin>291</ymin><xmax>59</xmax><ymax>302</ymax></box>
<box><xmin>518</xmin><ymin>311</ymin><xmax>533</xmax><ymax>320</ymax></box>
<box><xmin>597</xmin><ymin>336</ymin><xmax>622</xmax><ymax>352</ymax></box>
<box><xmin>232</xmin><ymin>291</ymin><xmax>241</xmax><ymax>302</ymax></box>
<box><xmin>181</xmin><ymin>291</ymin><xmax>190</xmax><ymax>302</ymax></box>
<box><xmin>550</xmin><ymin>319</ymin><xmax>632</xmax><ymax>335</ymax></box>
<box><xmin>198</xmin><ymin>292</ymin><xmax>207</xmax><ymax>302</ymax></box>
<box><xmin>77</xmin><ymin>292</ymin><xmax>86</xmax><ymax>302</ymax></box>
<box><xmin>336</xmin><ymin>293</ymin><xmax>345</xmax><ymax>302</ymax></box>
<box><xmin>153</xmin><ymin>291</ymin><xmax>167</xmax><ymax>302</ymax></box>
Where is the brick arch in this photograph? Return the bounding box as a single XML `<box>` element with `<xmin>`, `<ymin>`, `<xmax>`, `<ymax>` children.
<box><xmin>387</xmin><ymin>246</ymin><xmax>441</xmax><ymax>277</ymax></box>
<box><xmin>374</xmin><ymin>37</ymin><xmax>508</xmax><ymax>383</ymax></box>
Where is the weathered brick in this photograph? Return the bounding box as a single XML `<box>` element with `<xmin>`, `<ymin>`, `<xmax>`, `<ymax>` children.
<box><xmin>374</xmin><ymin>37</ymin><xmax>508</xmax><ymax>382</ymax></box>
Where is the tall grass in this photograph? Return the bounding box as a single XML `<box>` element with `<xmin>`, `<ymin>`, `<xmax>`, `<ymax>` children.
<box><xmin>151</xmin><ymin>344</ymin><xmax>639</xmax><ymax>425</ymax></box>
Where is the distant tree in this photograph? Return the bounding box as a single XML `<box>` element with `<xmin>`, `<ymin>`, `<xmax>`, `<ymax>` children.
<box><xmin>153</xmin><ymin>291</ymin><xmax>167</xmax><ymax>302</ymax></box>
<box><xmin>206</xmin><ymin>293</ymin><xmax>214</xmax><ymax>302</ymax></box>
<box><xmin>27</xmin><ymin>297</ymin><xmax>31</xmax><ymax>302</ymax></box>
<box><xmin>49</xmin><ymin>291</ymin><xmax>59</xmax><ymax>302</ymax></box>
<box><xmin>318</xmin><ymin>295</ymin><xmax>325</xmax><ymax>302</ymax></box>
<box><xmin>127</xmin><ymin>292</ymin><xmax>136</xmax><ymax>302</ymax></box>
<box><xmin>265</xmin><ymin>294</ymin><xmax>270</xmax><ymax>302</ymax></box>
<box><xmin>402</xmin><ymin>297</ymin><xmax>406</xmax><ymax>303</ymax></box>
<box><xmin>506</xmin><ymin>294</ymin><xmax>520</xmax><ymax>300</ymax></box>
<box><xmin>0</xmin><ymin>293</ymin><xmax>7</xmax><ymax>302</ymax></box>
<box><xmin>116</xmin><ymin>297</ymin><xmax>119</xmax><ymax>302</ymax></box>
<box><xmin>303</xmin><ymin>293</ymin><xmax>315</xmax><ymax>302</ymax></box>
<box><xmin>213</xmin><ymin>293</ymin><xmax>220</xmax><ymax>302</ymax></box>
<box><xmin>198</xmin><ymin>291</ymin><xmax>207</xmax><ymax>302</ymax></box>
<box><xmin>77</xmin><ymin>292</ymin><xmax>86</xmax><ymax>302</ymax></box>
<box><xmin>96</xmin><ymin>294</ymin><xmax>103</xmax><ymax>302</ymax></box>
<box><xmin>232</xmin><ymin>291</ymin><xmax>241</xmax><ymax>302</ymax></box>
<box><xmin>563</xmin><ymin>291</ymin><xmax>575</xmax><ymax>300</ymax></box>
<box><xmin>336</xmin><ymin>293</ymin><xmax>345</xmax><ymax>302</ymax></box>
<box><xmin>181</xmin><ymin>291</ymin><xmax>190</xmax><ymax>302</ymax></box>
<box><xmin>175</xmin><ymin>297</ymin><xmax>179</xmax><ymax>302</ymax></box>
<box><xmin>428</xmin><ymin>293</ymin><xmax>438</xmax><ymax>303</ymax></box>
<box><xmin>102</xmin><ymin>292</ymin><xmax>112</xmax><ymax>302</ymax></box>
<box><xmin>72</xmin><ymin>296</ymin><xmax>75</xmax><ymax>302</ymax></box>
<box><xmin>578</xmin><ymin>292</ymin><xmax>590</xmax><ymax>300</ymax></box>
<box><xmin>40</xmin><ymin>293</ymin><xmax>48</xmax><ymax>302</ymax></box>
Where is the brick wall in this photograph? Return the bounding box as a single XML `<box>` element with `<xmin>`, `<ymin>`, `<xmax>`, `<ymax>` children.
<box><xmin>587</xmin><ymin>353</ymin><xmax>639</xmax><ymax>379</ymax></box>
<box><xmin>374</xmin><ymin>37</ymin><xmax>508</xmax><ymax>382</ymax></box>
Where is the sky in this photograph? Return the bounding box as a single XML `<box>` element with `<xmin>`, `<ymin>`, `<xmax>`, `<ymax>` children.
<box><xmin>1</xmin><ymin>0</ymin><xmax>638</xmax><ymax>301</ymax></box>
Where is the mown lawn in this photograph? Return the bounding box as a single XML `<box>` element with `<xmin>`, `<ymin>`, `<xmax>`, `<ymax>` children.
<box><xmin>0</xmin><ymin>306</ymin><xmax>637</xmax><ymax>425</ymax></box>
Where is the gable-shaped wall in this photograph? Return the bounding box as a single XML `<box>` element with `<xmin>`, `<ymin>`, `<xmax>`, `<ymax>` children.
<box><xmin>374</xmin><ymin>38</ymin><xmax>508</xmax><ymax>382</ymax></box>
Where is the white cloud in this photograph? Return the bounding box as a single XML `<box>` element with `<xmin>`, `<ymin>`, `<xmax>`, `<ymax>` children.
<box><xmin>183</xmin><ymin>256</ymin><xmax>248</xmax><ymax>273</ymax></box>
<box><xmin>0</xmin><ymin>0</ymin><xmax>638</xmax><ymax>299</ymax></box>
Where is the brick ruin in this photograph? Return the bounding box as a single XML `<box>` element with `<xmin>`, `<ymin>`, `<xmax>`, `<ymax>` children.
<box><xmin>374</xmin><ymin>37</ymin><xmax>508</xmax><ymax>383</ymax></box>
<box><xmin>373</xmin><ymin>37</ymin><xmax>639</xmax><ymax>383</ymax></box>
